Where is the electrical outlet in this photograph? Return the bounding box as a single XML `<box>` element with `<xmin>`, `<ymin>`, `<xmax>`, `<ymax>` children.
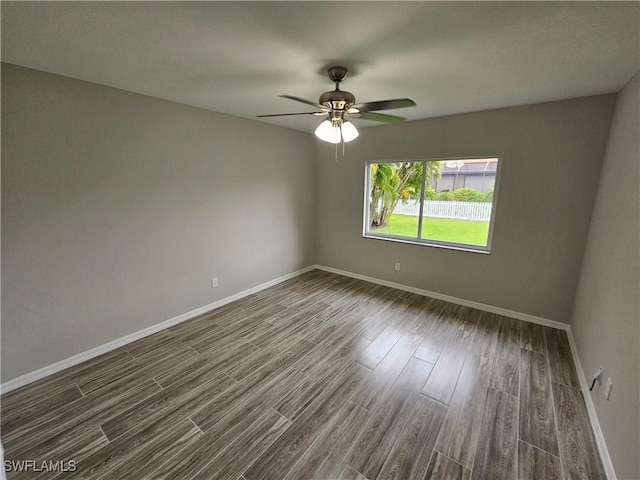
<box><xmin>395</xmin><ymin>263</ymin><xmax>401</xmax><ymax>271</ymax></box>
<box><xmin>605</xmin><ymin>378</ymin><xmax>613</xmax><ymax>400</ymax></box>
<box><xmin>210</xmin><ymin>278</ymin><xmax>218</xmax><ymax>288</ymax></box>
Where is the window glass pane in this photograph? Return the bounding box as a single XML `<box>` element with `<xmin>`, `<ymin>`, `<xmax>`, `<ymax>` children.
<box><xmin>368</xmin><ymin>162</ymin><xmax>423</xmax><ymax>239</ymax></box>
<box><xmin>365</xmin><ymin>157</ymin><xmax>499</xmax><ymax>251</ymax></box>
<box><xmin>421</xmin><ymin>158</ymin><xmax>497</xmax><ymax>247</ymax></box>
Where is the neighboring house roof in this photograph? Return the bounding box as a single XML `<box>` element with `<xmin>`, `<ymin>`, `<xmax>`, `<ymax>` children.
<box><xmin>440</xmin><ymin>158</ymin><xmax>498</xmax><ymax>176</ymax></box>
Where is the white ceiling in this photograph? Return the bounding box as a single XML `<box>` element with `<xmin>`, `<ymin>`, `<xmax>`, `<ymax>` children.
<box><xmin>2</xmin><ymin>1</ymin><xmax>639</xmax><ymax>133</ymax></box>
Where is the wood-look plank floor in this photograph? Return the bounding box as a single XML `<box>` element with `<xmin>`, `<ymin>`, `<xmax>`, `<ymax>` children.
<box><xmin>1</xmin><ymin>270</ymin><xmax>606</xmax><ymax>479</ymax></box>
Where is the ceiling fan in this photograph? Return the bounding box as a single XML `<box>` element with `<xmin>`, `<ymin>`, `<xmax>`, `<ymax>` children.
<box><xmin>257</xmin><ymin>66</ymin><xmax>416</xmax><ymax>144</ymax></box>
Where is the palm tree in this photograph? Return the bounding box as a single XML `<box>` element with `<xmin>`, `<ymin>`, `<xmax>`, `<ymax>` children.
<box><xmin>369</xmin><ymin>161</ymin><xmax>441</xmax><ymax>227</ymax></box>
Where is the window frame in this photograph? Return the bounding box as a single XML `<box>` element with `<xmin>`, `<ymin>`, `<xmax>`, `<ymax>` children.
<box><xmin>362</xmin><ymin>155</ymin><xmax>503</xmax><ymax>254</ymax></box>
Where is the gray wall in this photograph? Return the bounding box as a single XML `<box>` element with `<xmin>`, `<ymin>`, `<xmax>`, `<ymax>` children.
<box><xmin>570</xmin><ymin>72</ymin><xmax>639</xmax><ymax>480</ymax></box>
<box><xmin>315</xmin><ymin>95</ymin><xmax>616</xmax><ymax>323</ymax></box>
<box><xmin>1</xmin><ymin>63</ymin><xmax>316</xmax><ymax>381</ymax></box>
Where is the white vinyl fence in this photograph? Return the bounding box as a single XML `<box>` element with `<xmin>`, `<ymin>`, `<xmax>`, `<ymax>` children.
<box><xmin>394</xmin><ymin>200</ymin><xmax>491</xmax><ymax>221</ymax></box>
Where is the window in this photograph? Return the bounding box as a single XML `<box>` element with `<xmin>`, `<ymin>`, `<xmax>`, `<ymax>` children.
<box><xmin>363</xmin><ymin>157</ymin><xmax>501</xmax><ymax>252</ymax></box>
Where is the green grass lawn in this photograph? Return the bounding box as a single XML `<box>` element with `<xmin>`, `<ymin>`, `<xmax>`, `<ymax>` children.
<box><xmin>374</xmin><ymin>214</ymin><xmax>489</xmax><ymax>246</ymax></box>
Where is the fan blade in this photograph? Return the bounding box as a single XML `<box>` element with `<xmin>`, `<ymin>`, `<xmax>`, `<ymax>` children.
<box><xmin>353</xmin><ymin>111</ymin><xmax>407</xmax><ymax>123</ymax></box>
<box><xmin>352</xmin><ymin>98</ymin><xmax>416</xmax><ymax>112</ymax></box>
<box><xmin>257</xmin><ymin>112</ymin><xmax>326</xmax><ymax>117</ymax></box>
<box><xmin>279</xmin><ymin>95</ymin><xmax>323</xmax><ymax>109</ymax></box>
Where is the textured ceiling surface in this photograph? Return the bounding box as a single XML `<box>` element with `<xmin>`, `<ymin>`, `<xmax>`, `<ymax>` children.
<box><xmin>2</xmin><ymin>1</ymin><xmax>639</xmax><ymax>132</ymax></box>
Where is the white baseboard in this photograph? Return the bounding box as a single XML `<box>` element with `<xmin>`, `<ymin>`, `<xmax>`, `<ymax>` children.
<box><xmin>0</xmin><ymin>265</ymin><xmax>316</xmax><ymax>394</ymax></box>
<box><xmin>315</xmin><ymin>263</ymin><xmax>615</xmax><ymax>479</ymax></box>
<box><xmin>315</xmin><ymin>264</ymin><xmax>569</xmax><ymax>331</ymax></box>
<box><xmin>566</xmin><ymin>330</ymin><xmax>617</xmax><ymax>479</ymax></box>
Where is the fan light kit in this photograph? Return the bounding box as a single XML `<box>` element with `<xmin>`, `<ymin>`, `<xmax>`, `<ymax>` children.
<box><xmin>314</xmin><ymin>118</ymin><xmax>359</xmax><ymax>144</ymax></box>
<box><xmin>258</xmin><ymin>66</ymin><xmax>416</xmax><ymax>153</ymax></box>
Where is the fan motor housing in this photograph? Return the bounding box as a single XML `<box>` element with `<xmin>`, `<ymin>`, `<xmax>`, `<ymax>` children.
<box><xmin>319</xmin><ymin>89</ymin><xmax>355</xmax><ymax>110</ymax></box>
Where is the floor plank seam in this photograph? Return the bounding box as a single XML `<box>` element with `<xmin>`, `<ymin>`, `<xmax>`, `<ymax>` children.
<box><xmin>187</xmin><ymin>416</ymin><xmax>204</xmax><ymax>434</ymax></box>
<box><xmin>516</xmin><ymin>340</ymin><xmax>522</xmax><ymax>480</ymax></box>
<box><xmin>98</xmin><ymin>425</ymin><xmax>110</xmax><ymax>443</ymax></box>
<box><xmin>456</xmin><ymin>378</ymin><xmax>480</xmax><ymax>477</ymax></box>
<box><xmin>353</xmin><ymin>356</ymin><xmax>373</xmax><ymax>370</ymax></box>
<box><xmin>152</xmin><ymin>378</ymin><xmax>164</xmax><ymax>389</ymax></box>
<box><xmin>224</xmin><ymin>372</ymin><xmax>240</xmax><ymax>383</ymax></box>
<box><xmin>418</xmin><ymin>391</ymin><xmax>449</xmax><ymax>409</ymax></box>
<box><xmin>500</xmin><ymin>389</ymin><xmax>519</xmax><ymax>400</ymax></box>
<box><xmin>428</xmin><ymin>406</ymin><xmax>452</xmax><ymax>476</ymax></box>
<box><xmin>519</xmin><ymin>438</ymin><xmax>562</xmax><ymax>459</ymax></box>
<box><xmin>343</xmin><ymin>458</ymin><xmax>370</xmax><ymax>480</ymax></box>
<box><xmin>436</xmin><ymin>449</ymin><xmax>468</xmax><ymax>470</ymax></box>
<box><xmin>270</xmin><ymin>407</ymin><xmax>290</xmax><ymax>423</ymax></box>
<box><xmin>290</xmin><ymin>365</ymin><xmax>310</xmax><ymax>378</ymax></box>
<box><xmin>545</xmin><ymin>330</ymin><xmax>567</xmax><ymax>480</ymax></box>
<box><xmin>551</xmin><ymin>380</ymin><xmax>581</xmax><ymax>391</ymax></box>
<box><xmin>76</xmin><ymin>384</ymin><xmax>85</xmax><ymax>397</ymax></box>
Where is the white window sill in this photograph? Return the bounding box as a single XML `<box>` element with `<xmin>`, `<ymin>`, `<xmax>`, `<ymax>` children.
<box><xmin>362</xmin><ymin>233</ymin><xmax>492</xmax><ymax>254</ymax></box>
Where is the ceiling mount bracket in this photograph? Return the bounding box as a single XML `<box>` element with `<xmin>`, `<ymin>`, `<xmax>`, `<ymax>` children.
<box><xmin>327</xmin><ymin>66</ymin><xmax>349</xmax><ymax>84</ymax></box>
